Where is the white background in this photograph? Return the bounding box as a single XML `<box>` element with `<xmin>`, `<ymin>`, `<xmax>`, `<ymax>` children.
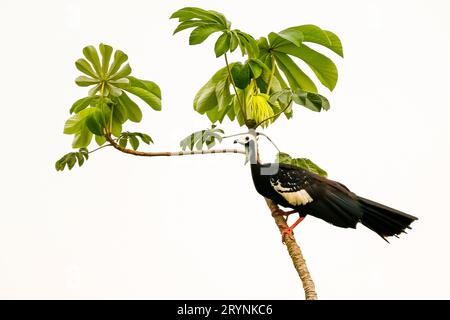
<box><xmin>0</xmin><ymin>0</ymin><xmax>449</xmax><ymax>299</ymax></box>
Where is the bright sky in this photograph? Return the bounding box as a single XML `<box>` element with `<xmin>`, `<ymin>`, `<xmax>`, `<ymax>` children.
<box><xmin>0</xmin><ymin>0</ymin><xmax>449</xmax><ymax>299</ymax></box>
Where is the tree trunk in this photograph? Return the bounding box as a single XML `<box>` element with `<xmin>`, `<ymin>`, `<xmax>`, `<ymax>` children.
<box><xmin>265</xmin><ymin>198</ymin><xmax>318</xmax><ymax>300</ymax></box>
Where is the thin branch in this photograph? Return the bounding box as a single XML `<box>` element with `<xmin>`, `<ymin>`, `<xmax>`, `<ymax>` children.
<box><xmin>88</xmin><ymin>143</ymin><xmax>113</xmax><ymax>154</ymax></box>
<box><xmin>265</xmin><ymin>198</ymin><xmax>318</xmax><ymax>300</ymax></box>
<box><xmin>105</xmin><ymin>134</ymin><xmax>245</xmax><ymax>157</ymax></box>
<box><xmin>255</xmin><ymin>98</ymin><xmax>292</xmax><ymax>128</ymax></box>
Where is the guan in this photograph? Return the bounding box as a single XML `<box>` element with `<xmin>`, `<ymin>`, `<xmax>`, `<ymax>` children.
<box><xmin>234</xmin><ymin>131</ymin><xmax>417</xmax><ymax>241</ymax></box>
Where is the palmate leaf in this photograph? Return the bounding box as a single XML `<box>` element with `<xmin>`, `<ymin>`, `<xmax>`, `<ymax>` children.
<box><xmin>193</xmin><ymin>65</ymin><xmax>230</xmax><ymax>113</ymax></box>
<box><xmin>276</xmin><ymin>152</ymin><xmax>328</xmax><ymax>177</ymax></box>
<box><xmin>275</xmin><ymin>42</ymin><xmax>338</xmax><ymax>91</ymax></box>
<box><xmin>258</xmin><ymin>24</ymin><xmax>343</xmax><ymax>94</ymax></box>
<box><xmin>171</xmin><ymin>7</ymin><xmax>258</xmax><ymax>58</ymax></box>
<box><xmin>273</xmin><ymin>52</ymin><xmax>318</xmax><ymax>93</ymax></box>
<box><xmin>118</xmin><ymin>132</ymin><xmax>154</xmax><ymax>150</ymax></box>
<box><xmin>125</xmin><ymin>76</ymin><xmax>162</xmax><ymax>111</ymax></box>
<box><xmin>171</xmin><ymin>7</ymin><xmax>229</xmax><ymax>45</ymax></box>
<box><xmin>179</xmin><ymin>126</ymin><xmax>224</xmax><ymax>151</ymax></box>
<box><xmin>269</xmin><ymin>88</ymin><xmax>330</xmax><ymax>113</ymax></box>
<box><xmin>292</xmin><ymin>89</ymin><xmax>330</xmax><ymax>112</ymax></box>
<box><xmin>55</xmin><ymin>148</ymin><xmax>89</xmax><ymax>171</ymax></box>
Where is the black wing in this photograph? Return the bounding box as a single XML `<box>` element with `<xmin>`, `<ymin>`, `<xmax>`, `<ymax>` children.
<box><xmin>270</xmin><ymin>164</ymin><xmax>363</xmax><ymax>228</ymax></box>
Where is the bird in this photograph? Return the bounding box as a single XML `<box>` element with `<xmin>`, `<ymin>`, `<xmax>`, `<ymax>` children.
<box><xmin>233</xmin><ymin>131</ymin><xmax>418</xmax><ymax>241</ymax></box>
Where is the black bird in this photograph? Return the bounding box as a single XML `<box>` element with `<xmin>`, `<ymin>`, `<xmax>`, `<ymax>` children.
<box><xmin>234</xmin><ymin>132</ymin><xmax>417</xmax><ymax>241</ymax></box>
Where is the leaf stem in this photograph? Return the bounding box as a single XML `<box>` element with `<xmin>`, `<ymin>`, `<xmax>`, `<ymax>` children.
<box><xmin>224</xmin><ymin>53</ymin><xmax>246</xmax><ymax>119</ymax></box>
<box><xmin>256</xmin><ymin>98</ymin><xmax>292</xmax><ymax>128</ymax></box>
<box><xmin>88</xmin><ymin>143</ymin><xmax>113</xmax><ymax>154</ymax></box>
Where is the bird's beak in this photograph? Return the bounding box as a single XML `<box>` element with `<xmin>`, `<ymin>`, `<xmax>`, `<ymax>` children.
<box><xmin>233</xmin><ymin>139</ymin><xmax>237</xmax><ymax>144</ymax></box>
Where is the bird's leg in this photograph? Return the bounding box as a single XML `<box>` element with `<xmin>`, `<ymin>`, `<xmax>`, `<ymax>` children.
<box><xmin>281</xmin><ymin>216</ymin><xmax>305</xmax><ymax>242</ymax></box>
<box><xmin>278</xmin><ymin>209</ymin><xmax>297</xmax><ymax>217</ymax></box>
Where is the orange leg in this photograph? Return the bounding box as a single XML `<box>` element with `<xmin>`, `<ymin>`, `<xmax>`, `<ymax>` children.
<box><xmin>281</xmin><ymin>216</ymin><xmax>305</xmax><ymax>241</ymax></box>
<box><xmin>278</xmin><ymin>209</ymin><xmax>297</xmax><ymax>217</ymax></box>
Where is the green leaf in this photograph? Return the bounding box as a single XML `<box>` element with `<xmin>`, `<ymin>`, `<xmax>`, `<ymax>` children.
<box><xmin>189</xmin><ymin>25</ymin><xmax>224</xmax><ymax>45</ymax></box>
<box><xmin>140</xmin><ymin>133</ymin><xmax>153</xmax><ymax>144</ymax></box>
<box><xmin>70</xmin><ymin>96</ymin><xmax>95</xmax><ymax>114</ymax></box>
<box><xmin>82</xmin><ymin>45</ymin><xmax>102</xmax><ymax>77</ymax></box>
<box><xmin>74</xmin><ymin>152</ymin><xmax>85</xmax><ymax>166</ymax></box>
<box><xmin>117</xmin><ymin>92</ymin><xmax>142</xmax><ymax>122</ymax></box>
<box><xmin>111</xmin><ymin>117</ymin><xmax>122</xmax><ymax>138</ymax></box>
<box><xmin>292</xmin><ymin>89</ymin><xmax>330</xmax><ymax>112</ymax></box>
<box><xmin>72</xmin><ymin>125</ymin><xmax>93</xmax><ymax>148</ymax></box>
<box><xmin>276</xmin><ymin>152</ymin><xmax>328</xmax><ymax>177</ymax></box>
<box><xmin>99</xmin><ymin>43</ymin><xmax>113</xmax><ymax>76</ymax></box>
<box><xmin>75</xmin><ymin>76</ymin><xmax>99</xmax><ymax>87</ymax></box>
<box><xmin>287</xmin><ymin>25</ymin><xmax>343</xmax><ymax>57</ymax></box>
<box><xmin>127</xmin><ymin>77</ymin><xmax>162</xmax><ymax>99</ymax></box>
<box><xmin>95</xmin><ymin>134</ymin><xmax>106</xmax><ymax>146</ymax></box>
<box><xmin>180</xmin><ymin>126</ymin><xmax>224</xmax><ymax>151</ymax></box>
<box><xmin>129</xmin><ymin>135</ymin><xmax>139</xmax><ymax>150</ymax></box>
<box><xmin>106</xmin><ymin>84</ymin><xmax>122</xmax><ymax>97</ymax></box>
<box><xmin>215</xmin><ymin>77</ymin><xmax>231</xmax><ymax>112</ymax></box>
<box><xmin>111</xmin><ymin>97</ymin><xmax>128</xmax><ymax>123</ymax></box>
<box><xmin>109</xmin><ymin>78</ymin><xmax>129</xmax><ymax>89</ymax></box>
<box><xmin>323</xmin><ymin>30</ymin><xmax>344</xmax><ymax>57</ymax></box>
<box><xmin>193</xmin><ymin>66</ymin><xmax>230</xmax><ymax>113</ymax></box>
<box><xmin>277</xmin><ymin>28</ymin><xmax>304</xmax><ymax>47</ymax></box>
<box><xmin>108</xmin><ymin>50</ymin><xmax>128</xmax><ymax>77</ymax></box>
<box><xmin>63</xmin><ymin>108</ymin><xmax>97</xmax><ymax>134</ymax></box>
<box><xmin>110</xmin><ymin>63</ymin><xmax>132</xmax><ymax>80</ymax></box>
<box><xmin>236</xmin><ymin>31</ymin><xmax>259</xmax><ymax>57</ymax></box>
<box><xmin>273</xmin><ymin>52</ymin><xmax>318</xmax><ymax>93</ymax></box>
<box><xmin>140</xmin><ymin>80</ymin><xmax>161</xmax><ymax>99</ymax></box>
<box><xmin>231</xmin><ymin>62</ymin><xmax>251</xmax><ymax>89</ymax></box>
<box><xmin>75</xmin><ymin>59</ymin><xmax>98</xmax><ymax>78</ymax></box>
<box><xmin>55</xmin><ymin>149</ymin><xmax>91</xmax><ymax>171</ymax></box>
<box><xmin>215</xmin><ymin>32</ymin><xmax>230</xmax><ymax>57</ymax></box>
<box><xmin>85</xmin><ymin>109</ymin><xmax>104</xmax><ymax>135</ymax></box>
<box><xmin>173</xmin><ymin>20</ymin><xmax>213</xmax><ymax>34</ymax></box>
<box><xmin>125</xmin><ymin>86</ymin><xmax>161</xmax><ymax>111</ymax></box>
<box><xmin>230</xmin><ymin>31</ymin><xmax>239</xmax><ymax>52</ymax></box>
<box><xmin>276</xmin><ymin>43</ymin><xmax>338</xmax><ymax>91</ymax></box>
<box><xmin>247</xmin><ymin>59</ymin><xmax>263</xmax><ymax>78</ymax></box>
<box><xmin>119</xmin><ymin>137</ymin><xmax>128</xmax><ymax>148</ymax></box>
<box><xmin>170</xmin><ymin>7</ymin><xmax>226</xmax><ymax>25</ymax></box>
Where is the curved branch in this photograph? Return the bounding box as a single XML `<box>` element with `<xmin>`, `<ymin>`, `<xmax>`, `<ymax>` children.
<box><xmin>105</xmin><ymin>134</ymin><xmax>245</xmax><ymax>157</ymax></box>
<box><xmin>265</xmin><ymin>198</ymin><xmax>318</xmax><ymax>300</ymax></box>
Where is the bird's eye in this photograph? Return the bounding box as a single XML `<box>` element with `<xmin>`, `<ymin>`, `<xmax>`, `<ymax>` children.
<box><xmin>245</xmin><ymin>137</ymin><xmax>249</xmax><ymax>141</ymax></box>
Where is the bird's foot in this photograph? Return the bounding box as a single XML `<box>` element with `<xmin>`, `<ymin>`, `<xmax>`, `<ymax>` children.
<box><xmin>280</xmin><ymin>216</ymin><xmax>305</xmax><ymax>243</ymax></box>
<box><xmin>281</xmin><ymin>227</ymin><xmax>295</xmax><ymax>243</ymax></box>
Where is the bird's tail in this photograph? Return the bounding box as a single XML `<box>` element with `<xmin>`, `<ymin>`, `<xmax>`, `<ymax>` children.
<box><xmin>358</xmin><ymin>196</ymin><xmax>418</xmax><ymax>241</ymax></box>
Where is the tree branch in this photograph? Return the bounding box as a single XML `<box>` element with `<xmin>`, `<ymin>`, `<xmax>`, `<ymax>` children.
<box><xmin>105</xmin><ymin>134</ymin><xmax>245</xmax><ymax>157</ymax></box>
<box><xmin>265</xmin><ymin>198</ymin><xmax>318</xmax><ymax>300</ymax></box>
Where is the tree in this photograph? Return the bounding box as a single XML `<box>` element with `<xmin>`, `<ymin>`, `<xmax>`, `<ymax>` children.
<box><xmin>55</xmin><ymin>7</ymin><xmax>343</xmax><ymax>300</ymax></box>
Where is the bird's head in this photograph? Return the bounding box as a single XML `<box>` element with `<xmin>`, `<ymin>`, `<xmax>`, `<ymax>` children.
<box><xmin>233</xmin><ymin>133</ymin><xmax>258</xmax><ymax>146</ymax></box>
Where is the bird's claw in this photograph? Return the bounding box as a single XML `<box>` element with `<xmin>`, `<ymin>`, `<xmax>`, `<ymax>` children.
<box><xmin>281</xmin><ymin>227</ymin><xmax>294</xmax><ymax>243</ymax></box>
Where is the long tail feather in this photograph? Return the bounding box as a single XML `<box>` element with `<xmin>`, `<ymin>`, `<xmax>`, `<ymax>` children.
<box><xmin>358</xmin><ymin>196</ymin><xmax>417</xmax><ymax>241</ymax></box>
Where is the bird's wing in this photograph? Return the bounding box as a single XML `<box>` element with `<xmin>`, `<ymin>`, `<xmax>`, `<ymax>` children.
<box><xmin>269</xmin><ymin>164</ymin><xmax>363</xmax><ymax>228</ymax></box>
<box><xmin>269</xmin><ymin>165</ymin><xmax>316</xmax><ymax>206</ymax></box>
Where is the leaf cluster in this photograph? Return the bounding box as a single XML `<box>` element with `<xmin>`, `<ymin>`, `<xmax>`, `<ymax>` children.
<box><xmin>171</xmin><ymin>7</ymin><xmax>343</xmax><ymax>129</ymax></box>
<box><xmin>118</xmin><ymin>132</ymin><xmax>153</xmax><ymax>150</ymax></box>
<box><xmin>55</xmin><ymin>148</ymin><xmax>89</xmax><ymax>171</ymax></box>
<box><xmin>179</xmin><ymin>125</ymin><xmax>224</xmax><ymax>151</ymax></box>
<box><xmin>276</xmin><ymin>152</ymin><xmax>328</xmax><ymax>177</ymax></box>
<box><xmin>64</xmin><ymin>44</ymin><xmax>162</xmax><ymax>149</ymax></box>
